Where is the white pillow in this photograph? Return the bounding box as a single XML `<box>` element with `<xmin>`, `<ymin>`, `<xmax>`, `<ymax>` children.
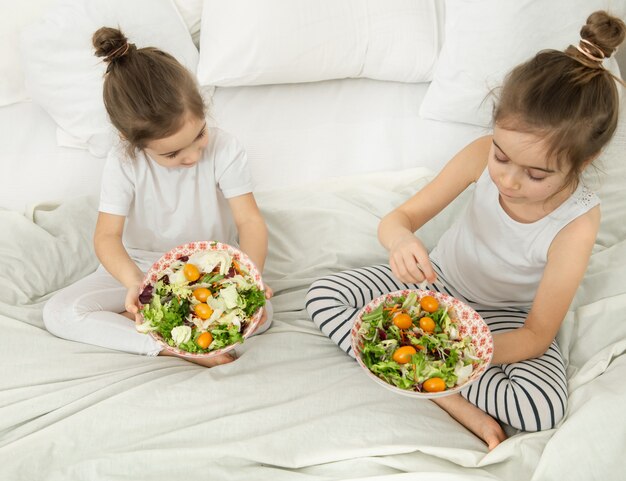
<box><xmin>20</xmin><ymin>0</ymin><xmax>199</xmax><ymax>157</ymax></box>
<box><xmin>172</xmin><ymin>0</ymin><xmax>204</xmax><ymax>48</ymax></box>
<box><xmin>197</xmin><ymin>0</ymin><xmax>442</xmax><ymax>87</ymax></box>
<box><xmin>588</xmin><ymin>92</ymin><xmax>626</xmax><ymax>250</ymax></box>
<box><xmin>419</xmin><ymin>0</ymin><xmax>625</xmax><ymax>127</ymax></box>
<box><xmin>0</xmin><ymin>0</ymin><xmax>57</xmax><ymax>106</ymax></box>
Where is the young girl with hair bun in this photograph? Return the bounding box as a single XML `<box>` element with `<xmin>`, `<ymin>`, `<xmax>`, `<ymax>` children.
<box><xmin>43</xmin><ymin>27</ymin><xmax>272</xmax><ymax>367</ymax></box>
<box><xmin>306</xmin><ymin>11</ymin><xmax>626</xmax><ymax>449</ymax></box>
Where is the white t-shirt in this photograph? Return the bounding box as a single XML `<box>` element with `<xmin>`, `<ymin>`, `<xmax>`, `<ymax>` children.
<box><xmin>430</xmin><ymin>169</ymin><xmax>600</xmax><ymax>308</ymax></box>
<box><xmin>99</xmin><ymin>127</ymin><xmax>253</xmax><ymax>265</ymax></box>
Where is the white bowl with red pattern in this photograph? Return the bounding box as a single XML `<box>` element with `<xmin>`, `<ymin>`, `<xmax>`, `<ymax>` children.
<box><xmin>140</xmin><ymin>241</ymin><xmax>265</xmax><ymax>358</ymax></box>
<box><xmin>351</xmin><ymin>289</ymin><xmax>493</xmax><ymax>398</ymax></box>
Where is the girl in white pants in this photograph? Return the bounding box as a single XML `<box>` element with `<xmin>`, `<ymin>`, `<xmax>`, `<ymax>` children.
<box><xmin>45</xmin><ymin>265</ymin><xmax>272</xmax><ymax>357</ymax></box>
<box><xmin>43</xmin><ymin>26</ymin><xmax>272</xmax><ymax>367</ymax></box>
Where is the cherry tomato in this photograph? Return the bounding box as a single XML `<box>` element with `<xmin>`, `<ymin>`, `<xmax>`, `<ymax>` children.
<box><xmin>196</xmin><ymin>332</ymin><xmax>213</xmax><ymax>349</ymax></box>
<box><xmin>420</xmin><ymin>295</ymin><xmax>439</xmax><ymax>313</ymax></box>
<box><xmin>419</xmin><ymin>316</ymin><xmax>436</xmax><ymax>333</ymax></box>
<box><xmin>423</xmin><ymin>377</ymin><xmax>446</xmax><ymax>393</ymax></box>
<box><xmin>183</xmin><ymin>263</ymin><xmax>201</xmax><ymax>282</ymax></box>
<box><xmin>393</xmin><ymin>313</ymin><xmax>413</xmax><ymax>329</ymax></box>
<box><xmin>193</xmin><ymin>287</ymin><xmax>211</xmax><ymax>302</ymax></box>
<box><xmin>392</xmin><ymin>345</ymin><xmax>417</xmax><ymax>364</ymax></box>
<box><xmin>194</xmin><ymin>303</ymin><xmax>213</xmax><ymax>320</ymax></box>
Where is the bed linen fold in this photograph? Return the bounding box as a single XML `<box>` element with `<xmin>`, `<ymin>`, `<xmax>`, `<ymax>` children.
<box><xmin>1</xmin><ymin>167</ymin><xmax>625</xmax><ymax>481</ymax></box>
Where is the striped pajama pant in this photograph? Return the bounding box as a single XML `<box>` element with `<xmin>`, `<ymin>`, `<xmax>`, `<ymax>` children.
<box><xmin>305</xmin><ymin>263</ymin><xmax>568</xmax><ymax>432</ymax></box>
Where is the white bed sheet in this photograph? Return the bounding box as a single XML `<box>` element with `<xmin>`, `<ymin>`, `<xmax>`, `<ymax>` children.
<box><xmin>1</xmin><ymin>166</ymin><xmax>625</xmax><ymax>481</ymax></box>
<box><xmin>2</xmin><ymin>73</ymin><xmax>625</xmax><ymax>481</ymax></box>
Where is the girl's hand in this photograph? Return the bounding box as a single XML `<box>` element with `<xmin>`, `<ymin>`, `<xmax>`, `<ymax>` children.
<box><xmin>125</xmin><ymin>284</ymin><xmax>143</xmax><ymax>324</ymax></box>
<box><xmin>389</xmin><ymin>233</ymin><xmax>437</xmax><ymax>285</ymax></box>
<box><xmin>257</xmin><ymin>308</ymin><xmax>269</xmax><ymax>330</ymax></box>
<box><xmin>251</xmin><ymin>284</ymin><xmax>273</xmax><ymax>333</ymax></box>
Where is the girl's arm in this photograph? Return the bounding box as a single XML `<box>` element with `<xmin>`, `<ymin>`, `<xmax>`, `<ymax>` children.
<box><xmin>228</xmin><ymin>193</ymin><xmax>268</xmax><ymax>272</ymax></box>
<box><xmin>491</xmin><ymin>205</ymin><xmax>601</xmax><ymax>364</ymax></box>
<box><xmin>93</xmin><ymin>212</ymin><xmax>144</xmax><ymax>315</ymax></box>
<box><xmin>378</xmin><ymin>135</ymin><xmax>492</xmax><ymax>283</ymax></box>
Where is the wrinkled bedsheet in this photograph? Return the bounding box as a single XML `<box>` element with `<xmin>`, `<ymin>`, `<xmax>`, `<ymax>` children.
<box><xmin>1</xmin><ymin>167</ymin><xmax>625</xmax><ymax>481</ymax></box>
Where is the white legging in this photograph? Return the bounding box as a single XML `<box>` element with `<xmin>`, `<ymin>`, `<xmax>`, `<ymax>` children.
<box><xmin>43</xmin><ymin>265</ymin><xmax>272</xmax><ymax>356</ymax></box>
<box><xmin>305</xmin><ymin>263</ymin><xmax>568</xmax><ymax>432</ymax></box>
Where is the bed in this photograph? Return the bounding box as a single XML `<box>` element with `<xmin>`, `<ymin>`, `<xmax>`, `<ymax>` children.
<box><xmin>2</xmin><ymin>1</ymin><xmax>626</xmax><ymax>480</ymax></box>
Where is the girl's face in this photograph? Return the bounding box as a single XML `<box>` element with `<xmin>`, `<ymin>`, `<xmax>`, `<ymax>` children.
<box><xmin>488</xmin><ymin>126</ymin><xmax>573</xmax><ymax>212</ymax></box>
<box><xmin>144</xmin><ymin>114</ymin><xmax>208</xmax><ymax>168</ymax></box>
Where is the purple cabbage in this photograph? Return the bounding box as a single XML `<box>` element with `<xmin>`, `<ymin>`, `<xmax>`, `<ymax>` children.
<box><xmin>138</xmin><ymin>284</ymin><xmax>153</xmax><ymax>305</ymax></box>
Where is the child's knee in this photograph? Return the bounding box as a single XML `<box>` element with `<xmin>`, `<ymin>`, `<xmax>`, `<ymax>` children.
<box><xmin>42</xmin><ymin>295</ymin><xmax>66</xmax><ymax>337</ymax></box>
<box><xmin>462</xmin><ymin>370</ymin><xmax>568</xmax><ymax>432</ymax></box>
<box><xmin>305</xmin><ymin>277</ymin><xmax>327</xmax><ymax>300</ymax></box>
<box><xmin>305</xmin><ymin>276</ymin><xmax>343</xmax><ymax>307</ymax></box>
<box><xmin>529</xmin><ymin>395</ymin><xmax>567</xmax><ymax>431</ymax></box>
<box><xmin>508</xmin><ymin>372</ymin><xmax>568</xmax><ymax>431</ymax></box>
<box><xmin>305</xmin><ymin>278</ymin><xmax>326</xmax><ymax>310</ymax></box>
<box><xmin>305</xmin><ymin>282</ymin><xmax>327</xmax><ymax>324</ymax></box>
<box><xmin>509</xmin><ymin>390</ymin><xmax>568</xmax><ymax>432</ymax></box>
<box><xmin>42</xmin><ymin>293</ymin><xmax>83</xmax><ymax>339</ymax></box>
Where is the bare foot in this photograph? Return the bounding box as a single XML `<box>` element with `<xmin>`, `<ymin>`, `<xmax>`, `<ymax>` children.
<box><xmin>433</xmin><ymin>394</ymin><xmax>507</xmax><ymax>451</ymax></box>
<box><xmin>159</xmin><ymin>349</ymin><xmax>236</xmax><ymax>367</ymax></box>
<box><xmin>184</xmin><ymin>352</ymin><xmax>236</xmax><ymax>367</ymax></box>
<box><xmin>121</xmin><ymin>311</ymin><xmax>237</xmax><ymax>367</ymax></box>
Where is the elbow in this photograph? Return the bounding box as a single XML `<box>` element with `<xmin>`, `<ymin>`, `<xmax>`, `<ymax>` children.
<box><xmin>246</xmin><ymin>217</ymin><xmax>268</xmax><ymax>244</ymax></box>
<box><xmin>378</xmin><ymin>210</ymin><xmax>414</xmax><ymax>249</ymax></box>
<box><xmin>533</xmin><ymin>341</ymin><xmax>554</xmax><ymax>359</ymax></box>
<box><xmin>528</xmin><ymin>345</ymin><xmax>550</xmax><ymax>360</ymax></box>
<box><xmin>93</xmin><ymin>231</ymin><xmax>107</xmax><ymax>259</ymax></box>
<box><xmin>377</xmin><ymin>210</ymin><xmax>401</xmax><ymax>246</ymax></box>
<box><xmin>93</xmin><ymin>232</ymin><xmax>101</xmax><ymax>258</ymax></box>
<box><xmin>240</xmin><ymin>212</ymin><xmax>267</xmax><ymax>231</ymax></box>
<box><xmin>377</xmin><ymin>216</ymin><xmax>387</xmax><ymax>245</ymax></box>
<box><xmin>527</xmin><ymin>330</ymin><xmax>555</xmax><ymax>359</ymax></box>
<box><xmin>93</xmin><ymin>231</ymin><xmax>122</xmax><ymax>263</ymax></box>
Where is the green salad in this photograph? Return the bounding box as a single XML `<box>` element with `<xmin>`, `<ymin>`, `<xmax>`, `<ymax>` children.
<box><xmin>358</xmin><ymin>292</ymin><xmax>483</xmax><ymax>393</ymax></box>
<box><xmin>137</xmin><ymin>248</ymin><xmax>266</xmax><ymax>354</ymax></box>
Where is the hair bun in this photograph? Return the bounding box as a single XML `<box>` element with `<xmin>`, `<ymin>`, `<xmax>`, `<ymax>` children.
<box><xmin>93</xmin><ymin>27</ymin><xmax>133</xmax><ymax>63</ymax></box>
<box><xmin>580</xmin><ymin>10</ymin><xmax>626</xmax><ymax>60</ymax></box>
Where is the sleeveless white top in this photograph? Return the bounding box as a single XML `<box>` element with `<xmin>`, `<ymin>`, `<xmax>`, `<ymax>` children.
<box><xmin>430</xmin><ymin>169</ymin><xmax>599</xmax><ymax>307</ymax></box>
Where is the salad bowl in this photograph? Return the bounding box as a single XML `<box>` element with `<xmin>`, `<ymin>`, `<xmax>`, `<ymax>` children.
<box><xmin>137</xmin><ymin>241</ymin><xmax>266</xmax><ymax>358</ymax></box>
<box><xmin>351</xmin><ymin>289</ymin><xmax>493</xmax><ymax>399</ymax></box>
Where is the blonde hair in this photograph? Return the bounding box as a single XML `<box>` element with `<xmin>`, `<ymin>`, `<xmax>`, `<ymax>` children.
<box><xmin>93</xmin><ymin>27</ymin><xmax>205</xmax><ymax>157</ymax></box>
<box><xmin>493</xmin><ymin>11</ymin><xmax>626</xmax><ymax>191</ymax></box>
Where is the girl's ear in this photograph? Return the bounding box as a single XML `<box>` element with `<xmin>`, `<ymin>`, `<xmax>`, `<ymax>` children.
<box><xmin>583</xmin><ymin>151</ymin><xmax>602</xmax><ymax>169</ymax></box>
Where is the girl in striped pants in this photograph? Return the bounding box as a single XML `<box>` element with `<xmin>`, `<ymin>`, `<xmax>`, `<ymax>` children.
<box><xmin>306</xmin><ymin>11</ymin><xmax>625</xmax><ymax>450</ymax></box>
<box><xmin>306</xmin><ymin>262</ymin><xmax>568</xmax><ymax>448</ymax></box>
